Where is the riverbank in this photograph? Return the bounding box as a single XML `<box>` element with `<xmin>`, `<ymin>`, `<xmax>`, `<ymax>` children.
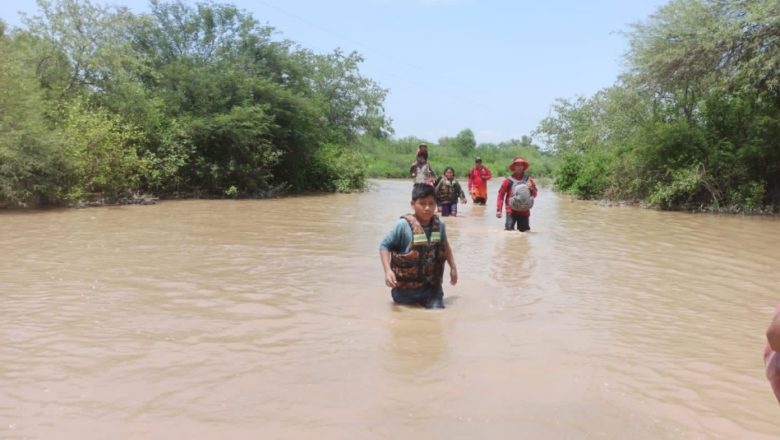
<box><xmin>589</xmin><ymin>197</ymin><xmax>778</xmax><ymax>216</ymax></box>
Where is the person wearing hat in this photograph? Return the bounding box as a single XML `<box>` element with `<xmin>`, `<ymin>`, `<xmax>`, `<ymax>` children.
<box><xmin>467</xmin><ymin>156</ymin><xmax>492</xmax><ymax>205</ymax></box>
<box><xmin>496</xmin><ymin>156</ymin><xmax>538</xmax><ymax>232</ymax></box>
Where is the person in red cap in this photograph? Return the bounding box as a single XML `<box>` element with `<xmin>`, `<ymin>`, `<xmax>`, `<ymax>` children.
<box><xmin>496</xmin><ymin>156</ymin><xmax>537</xmax><ymax>232</ymax></box>
<box><xmin>766</xmin><ymin>303</ymin><xmax>780</xmax><ymax>403</ymax></box>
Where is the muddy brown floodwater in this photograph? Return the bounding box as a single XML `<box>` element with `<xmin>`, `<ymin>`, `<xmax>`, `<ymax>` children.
<box><xmin>1</xmin><ymin>179</ymin><xmax>779</xmax><ymax>439</ymax></box>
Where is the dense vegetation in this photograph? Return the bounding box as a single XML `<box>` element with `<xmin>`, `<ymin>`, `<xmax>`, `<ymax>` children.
<box><xmin>0</xmin><ymin>0</ymin><xmax>389</xmax><ymax>207</ymax></box>
<box><xmin>3</xmin><ymin>0</ymin><xmax>778</xmax><ymax>214</ymax></box>
<box><xmin>535</xmin><ymin>0</ymin><xmax>780</xmax><ymax>213</ymax></box>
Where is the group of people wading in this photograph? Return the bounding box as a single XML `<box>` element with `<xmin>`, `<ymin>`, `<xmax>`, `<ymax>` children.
<box><xmin>407</xmin><ymin>143</ymin><xmax>537</xmax><ymax>227</ymax></box>
<box><xmin>380</xmin><ymin>143</ymin><xmax>538</xmax><ymax>309</ymax></box>
<box><xmin>387</xmin><ymin>143</ymin><xmax>780</xmax><ymax>407</ymax></box>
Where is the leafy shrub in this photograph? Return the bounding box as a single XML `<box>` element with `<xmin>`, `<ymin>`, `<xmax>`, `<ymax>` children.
<box><xmin>648</xmin><ymin>167</ymin><xmax>703</xmax><ymax>208</ymax></box>
<box><xmin>554</xmin><ymin>151</ymin><xmax>612</xmax><ymax>199</ymax></box>
<box><xmin>310</xmin><ymin>143</ymin><xmax>366</xmax><ymax>192</ymax></box>
<box><xmin>728</xmin><ymin>181</ymin><xmax>765</xmax><ymax>212</ymax></box>
<box><xmin>61</xmin><ymin>101</ymin><xmax>144</xmax><ymax>200</ymax></box>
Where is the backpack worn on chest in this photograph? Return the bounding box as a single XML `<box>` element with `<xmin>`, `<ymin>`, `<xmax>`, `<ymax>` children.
<box><xmin>508</xmin><ymin>176</ymin><xmax>534</xmax><ymax>211</ymax></box>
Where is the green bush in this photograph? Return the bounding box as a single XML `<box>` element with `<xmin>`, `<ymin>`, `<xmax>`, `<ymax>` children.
<box><xmin>224</xmin><ymin>185</ymin><xmax>238</xmax><ymax>197</ymax></box>
<box><xmin>554</xmin><ymin>151</ymin><xmax>612</xmax><ymax>199</ymax></box>
<box><xmin>728</xmin><ymin>181</ymin><xmax>765</xmax><ymax>212</ymax></box>
<box><xmin>553</xmin><ymin>152</ymin><xmax>582</xmax><ymax>192</ymax></box>
<box><xmin>0</xmin><ymin>31</ymin><xmax>71</xmax><ymax>206</ymax></box>
<box><xmin>183</xmin><ymin>105</ymin><xmax>280</xmax><ymax>196</ymax></box>
<box><xmin>648</xmin><ymin>167</ymin><xmax>704</xmax><ymax>209</ymax></box>
<box><xmin>310</xmin><ymin>143</ymin><xmax>366</xmax><ymax>192</ymax></box>
<box><xmin>61</xmin><ymin>101</ymin><xmax>145</xmax><ymax>200</ymax></box>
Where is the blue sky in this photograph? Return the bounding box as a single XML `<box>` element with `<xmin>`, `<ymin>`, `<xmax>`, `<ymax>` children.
<box><xmin>1</xmin><ymin>0</ymin><xmax>668</xmax><ymax>144</ymax></box>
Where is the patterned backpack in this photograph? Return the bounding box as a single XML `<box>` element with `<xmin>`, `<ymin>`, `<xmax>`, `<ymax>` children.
<box><xmin>508</xmin><ymin>176</ymin><xmax>533</xmax><ymax>211</ymax></box>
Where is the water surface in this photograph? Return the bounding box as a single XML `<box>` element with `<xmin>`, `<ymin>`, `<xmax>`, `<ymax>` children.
<box><xmin>1</xmin><ymin>179</ymin><xmax>778</xmax><ymax>438</ymax></box>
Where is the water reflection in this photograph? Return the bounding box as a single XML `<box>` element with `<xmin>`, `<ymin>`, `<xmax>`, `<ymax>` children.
<box><xmin>490</xmin><ymin>230</ymin><xmax>534</xmax><ymax>288</ymax></box>
<box><xmin>387</xmin><ymin>309</ymin><xmax>447</xmax><ymax>378</ymax></box>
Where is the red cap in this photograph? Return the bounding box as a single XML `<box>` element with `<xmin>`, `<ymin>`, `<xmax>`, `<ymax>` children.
<box><xmin>508</xmin><ymin>157</ymin><xmax>529</xmax><ymax>171</ymax></box>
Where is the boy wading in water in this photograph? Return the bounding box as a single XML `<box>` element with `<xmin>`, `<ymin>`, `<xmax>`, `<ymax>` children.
<box><xmin>379</xmin><ymin>183</ymin><xmax>458</xmax><ymax>309</ymax></box>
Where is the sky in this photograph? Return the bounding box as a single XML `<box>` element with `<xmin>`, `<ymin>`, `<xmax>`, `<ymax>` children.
<box><xmin>1</xmin><ymin>0</ymin><xmax>669</xmax><ymax>144</ymax></box>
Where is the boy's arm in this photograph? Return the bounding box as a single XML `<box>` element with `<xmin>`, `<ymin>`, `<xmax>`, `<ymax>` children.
<box><xmin>434</xmin><ymin>176</ymin><xmax>444</xmax><ymax>193</ymax></box>
<box><xmin>529</xmin><ymin>177</ymin><xmax>538</xmax><ymax>197</ymax></box>
<box><xmin>379</xmin><ymin>219</ymin><xmax>409</xmax><ymax>288</ymax></box>
<box><xmin>456</xmin><ymin>182</ymin><xmax>466</xmax><ymax>200</ymax></box>
<box><xmin>442</xmin><ymin>239</ymin><xmax>458</xmax><ymax>286</ymax></box>
<box><xmin>496</xmin><ymin>179</ymin><xmax>507</xmax><ymax>217</ymax></box>
<box><xmin>767</xmin><ymin>313</ymin><xmax>780</xmax><ymax>352</ymax></box>
<box><xmin>379</xmin><ymin>248</ymin><xmax>397</xmax><ymax>287</ymax></box>
<box><xmin>484</xmin><ymin>167</ymin><xmax>492</xmax><ymax>180</ymax></box>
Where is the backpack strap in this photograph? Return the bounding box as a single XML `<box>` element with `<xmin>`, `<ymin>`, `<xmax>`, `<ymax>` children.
<box><xmin>401</xmin><ymin>214</ymin><xmax>440</xmax><ymax>243</ymax></box>
<box><xmin>508</xmin><ymin>175</ymin><xmax>528</xmax><ymax>184</ymax></box>
<box><xmin>434</xmin><ymin>176</ymin><xmax>445</xmax><ymax>195</ymax></box>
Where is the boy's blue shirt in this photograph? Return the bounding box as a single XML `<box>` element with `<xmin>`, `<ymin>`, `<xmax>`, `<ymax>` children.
<box><xmin>380</xmin><ymin>216</ymin><xmax>448</xmax><ymax>297</ymax></box>
<box><xmin>379</xmin><ymin>216</ymin><xmax>448</xmax><ymax>253</ymax></box>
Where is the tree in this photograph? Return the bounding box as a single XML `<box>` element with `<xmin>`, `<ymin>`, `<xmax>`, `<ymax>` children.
<box><xmin>306</xmin><ymin>49</ymin><xmax>391</xmax><ymax>142</ymax></box>
<box><xmin>452</xmin><ymin>128</ymin><xmax>476</xmax><ymax>156</ymax></box>
<box><xmin>0</xmin><ymin>30</ymin><xmax>70</xmax><ymax>206</ymax></box>
<box><xmin>536</xmin><ymin>0</ymin><xmax>780</xmax><ymax>211</ymax></box>
<box><xmin>1</xmin><ymin>0</ymin><xmax>393</xmax><ymax>206</ymax></box>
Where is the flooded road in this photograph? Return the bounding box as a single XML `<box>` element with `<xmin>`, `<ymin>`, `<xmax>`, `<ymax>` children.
<box><xmin>1</xmin><ymin>178</ymin><xmax>779</xmax><ymax>439</ymax></box>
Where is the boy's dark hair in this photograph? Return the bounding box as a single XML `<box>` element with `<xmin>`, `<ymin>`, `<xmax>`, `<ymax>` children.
<box><xmin>411</xmin><ymin>183</ymin><xmax>435</xmax><ymax>201</ymax></box>
<box><xmin>443</xmin><ymin>166</ymin><xmax>455</xmax><ymax>175</ymax></box>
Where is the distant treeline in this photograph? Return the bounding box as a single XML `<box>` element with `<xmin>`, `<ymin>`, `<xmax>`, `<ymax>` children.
<box><xmin>360</xmin><ymin>130</ymin><xmax>556</xmax><ymax>182</ymax></box>
<box><xmin>535</xmin><ymin>0</ymin><xmax>780</xmax><ymax>213</ymax></box>
<box><xmin>1</xmin><ymin>0</ymin><xmax>389</xmax><ymax>207</ymax></box>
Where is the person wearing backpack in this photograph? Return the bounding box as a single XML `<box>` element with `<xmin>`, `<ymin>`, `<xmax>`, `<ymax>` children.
<box><xmin>496</xmin><ymin>157</ymin><xmax>537</xmax><ymax>232</ymax></box>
